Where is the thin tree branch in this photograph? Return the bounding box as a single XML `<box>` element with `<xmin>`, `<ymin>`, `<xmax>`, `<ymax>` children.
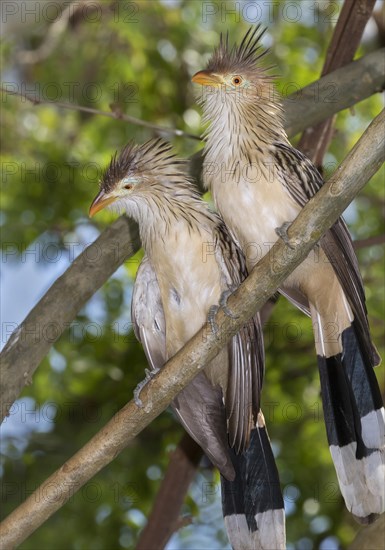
<box><xmin>0</xmin><ymin>86</ymin><xmax>200</xmax><ymax>141</ymax></box>
<box><xmin>0</xmin><ymin>108</ymin><xmax>383</xmax><ymax>550</ymax></box>
<box><xmin>353</xmin><ymin>233</ymin><xmax>385</xmax><ymax>249</ymax></box>
<box><xmin>298</xmin><ymin>0</ymin><xmax>376</xmax><ymax>166</ymax></box>
<box><xmin>136</xmin><ymin>433</ymin><xmax>202</xmax><ymax>550</ymax></box>
<box><xmin>1</xmin><ymin>50</ymin><xmax>384</xmax><ymax>423</ymax></box>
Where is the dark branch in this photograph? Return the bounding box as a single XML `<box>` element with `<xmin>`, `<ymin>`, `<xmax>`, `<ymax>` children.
<box><xmin>297</xmin><ymin>0</ymin><xmax>377</xmax><ymax>165</ymax></box>
<box><xmin>136</xmin><ymin>433</ymin><xmax>202</xmax><ymax>550</ymax></box>
<box><xmin>353</xmin><ymin>233</ymin><xmax>385</xmax><ymax>250</ymax></box>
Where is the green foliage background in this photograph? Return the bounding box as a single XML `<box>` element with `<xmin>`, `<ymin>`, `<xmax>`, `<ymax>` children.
<box><xmin>1</xmin><ymin>1</ymin><xmax>384</xmax><ymax>549</ymax></box>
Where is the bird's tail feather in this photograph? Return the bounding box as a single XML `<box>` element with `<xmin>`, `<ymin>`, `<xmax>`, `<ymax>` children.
<box><xmin>316</xmin><ymin>320</ymin><xmax>384</xmax><ymax>523</ymax></box>
<box><xmin>221</xmin><ymin>413</ymin><xmax>285</xmax><ymax>549</ymax></box>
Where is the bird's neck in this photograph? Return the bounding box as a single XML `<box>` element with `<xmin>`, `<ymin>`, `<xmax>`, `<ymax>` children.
<box><xmin>126</xmin><ymin>187</ymin><xmax>216</xmax><ymax>258</ymax></box>
<box><xmin>202</xmin><ymin>93</ymin><xmax>287</xmax><ymax>166</ymax></box>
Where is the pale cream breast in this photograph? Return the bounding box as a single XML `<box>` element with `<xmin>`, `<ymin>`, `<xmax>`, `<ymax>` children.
<box><xmin>149</xmin><ymin>221</ymin><xmax>223</xmax><ymax>357</ymax></box>
<box><xmin>206</xmin><ymin>152</ymin><xmax>300</xmax><ymax>270</ymax></box>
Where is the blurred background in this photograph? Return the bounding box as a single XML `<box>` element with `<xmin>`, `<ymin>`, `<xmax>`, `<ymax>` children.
<box><xmin>1</xmin><ymin>0</ymin><xmax>384</xmax><ymax>548</ymax></box>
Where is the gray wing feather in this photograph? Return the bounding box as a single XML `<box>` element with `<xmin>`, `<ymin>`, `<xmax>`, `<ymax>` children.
<box><xmin>132</xmin><ymin>256</ymin><xmax>234</xmax><ymax>479</ymax></box>
<box><xmin>173</xmin><ymin>376</ymin><xmax>235</xmax><ymax>479</ymax></box>
<box><xmin>131</xmin><ymin>256</ymin><xmax>166</xmax><ymax>372</ymax></box>
<box><xmin>214</xmin><ymin>220</ymin><xmax>265</xmax><ymax>453</ymax></box>
<box><xmin>274</xmin><ymin>143</ymin><xmax>379</xmax><ymax>366</ymax></box>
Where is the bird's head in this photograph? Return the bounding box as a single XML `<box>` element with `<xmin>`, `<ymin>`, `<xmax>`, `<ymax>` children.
<box><xmin>192</xmin><ymin>26</ymin><xmax>275</xmax><ymax>110</ymax></box>
<box><xmin>89</xmin><ymin>139</ymin><xmax>184</xmax><ymax>218</ymax></box>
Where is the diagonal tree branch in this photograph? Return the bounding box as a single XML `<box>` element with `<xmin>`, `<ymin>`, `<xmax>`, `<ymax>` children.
<box><xmin>279</xmin><ymin>47</ymin><xmax>384</xmax><ymax>136</ymax></box>
<box><xmin>0</xmin><ymin>217</ymin><xmax>140</xmax><ymax>421</ymax></box>
<box><xmin>322</xmin><ymin>0</ymin><xmax>375</xmax><ymax>73</ymax></box>
<box><xmin>1</xmin><ymin>50</ymin><xmax>384</xmax><ymax>423</ymax></box>
<box><xmin>298</xmin><ymin>0</ymin><xmax>376</xmax><ymax>166</ymax></box>
<box><xmin>0</xmin><ymin>107</ymin><xmax>383</xmax><ymax>550</ymax></box>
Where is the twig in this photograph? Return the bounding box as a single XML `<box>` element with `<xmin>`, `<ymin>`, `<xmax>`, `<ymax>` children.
<box><xmin>3</xmin><ymin>47</ymin><xmax>385</xmax><ymax>145</ymax></box>
<box><xmin>0</xmin><ymin>86</ymin><xmax>200</xmax><ymax>141</ymax></box>
<box><xmin>0</xmin><ymin>108</ymin><xmax>383</xmax><ymax>550</ymax></box>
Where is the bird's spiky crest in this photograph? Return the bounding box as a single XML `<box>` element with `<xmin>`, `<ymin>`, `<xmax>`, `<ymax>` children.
<box><xmin>99</xmin><ymin>138</ymin><xmax>221</xmax><ymax>245</ymax></box>
<box><xmin>198</xmin><ymin>27</ymin><xmax>287</xmax><ymax>190</ymax></box>
<box><xmin>101</xmin><ymin>138</ymin><xmax>187</xmax><ymax>193</ymax></box>
<box><xmin>207</xmin><ymin>25</ymin><xmax>271</xmax><ymax>76</ymax></box>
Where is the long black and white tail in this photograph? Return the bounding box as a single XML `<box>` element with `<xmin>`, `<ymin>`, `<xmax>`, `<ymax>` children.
<box><xmin>316</xmin><ymin>317</ymin><xmax>384</xmax><ymax>523</ymax></box>
<box><xmin>221</xmin><ymin>413</ymin><xmax>285</xmax><ymax>549</ymax></box>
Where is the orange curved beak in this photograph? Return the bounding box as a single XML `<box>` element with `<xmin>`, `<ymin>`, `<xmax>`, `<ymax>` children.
<box><xmin>89</xmin><ymin>191</ymin><xmax>116</xmax><ymax>217</ymax></box>
<box><xmin>191</xmin><ymin>70</ymin><xmax>224</xmax><ymax>87</ymax></box>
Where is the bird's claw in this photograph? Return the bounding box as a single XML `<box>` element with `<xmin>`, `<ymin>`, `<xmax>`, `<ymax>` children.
<box><xmin>275</xmin><ymin>221</ymin><xmax>295</xmax><ymax>249</ymax></box>
<box><xmin>208</xmin><ymin>305</ymin><xmax>220</xmax><ymax>336</ymax></box>
<box><xmin>219</xmin><ymin>288</ymin><xmax>239</xmax><ymax>319</ymax></box>
<box><xmin>134</xmin><ymin>367</ymin><xmax>160</xmax><ymax>407</ymax></box>
<box><xmin>208</xmin><ymin>288</ymin><xmax>239</xmax><ymax>337</ymax></box>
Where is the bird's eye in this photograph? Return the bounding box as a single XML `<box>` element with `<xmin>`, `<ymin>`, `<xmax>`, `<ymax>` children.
<box><xmin>122</xmin><ymin>178</ymin><xmax>134</xmax><ymax>190</ymax></box>
<box><xmin>232</xmin><ymin>76</ymin><xmax>243</xmax><ymax>86</ymax></box>
<box><xmin>122</xmin><ymin>176</ymin><xmax>137</xmax><ymax>189</ymax></box>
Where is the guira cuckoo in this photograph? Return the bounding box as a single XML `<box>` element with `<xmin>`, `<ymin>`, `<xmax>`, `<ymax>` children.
<box><xmin>89</xmin><ymin>139</ymin><xmax>285</xmax><ymax>549</ymax></box>
<box><xmin>192</xmin><ymin>26</ymin><xmax>384</xmax><ymax>524</ymax></box>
